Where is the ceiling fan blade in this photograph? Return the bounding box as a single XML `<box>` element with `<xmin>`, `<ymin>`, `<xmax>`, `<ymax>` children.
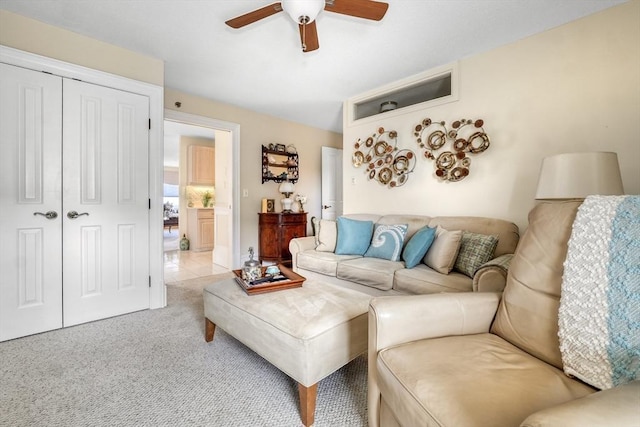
<box><xmin>299</xmin><ymin>21</ymin><xmax>319</xmax><ymax>52</ymax></box>
<box><xmin>225</xmin><ymin>2</ymin><xmax>283</xmax><ymax>29</ymax></box>
<box><xmin>324</xmin><ymin>0</ymin><xmax>388</xmax><ymax>21</ymax></box>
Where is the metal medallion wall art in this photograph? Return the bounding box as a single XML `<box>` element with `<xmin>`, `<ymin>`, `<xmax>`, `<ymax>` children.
<box><xmin>414</xmin><ymin>118</ymin><xmax>490</xmax><ymax>182</ymax></box>
<box><xmin>352</xmin><ymin>127</ymin><xmax>416</xmax><ymax>188</ymax></box>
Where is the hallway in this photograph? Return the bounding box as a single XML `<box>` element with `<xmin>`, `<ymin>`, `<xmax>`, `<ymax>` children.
<box><xmin>164</xmin><ymin>249</ymin><xmax>229</xmax><ymax>283</ymax></box>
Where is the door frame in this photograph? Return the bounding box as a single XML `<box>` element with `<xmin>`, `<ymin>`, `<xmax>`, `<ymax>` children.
<box><xmin>164</xmin><ymin>110</ymin><xmax>241</xmax><ymax>269</ymax></box>
<box><xmin>0</xmin><ymin>45</ymin><xmax>166</xmax><ymax>309</ymax></box>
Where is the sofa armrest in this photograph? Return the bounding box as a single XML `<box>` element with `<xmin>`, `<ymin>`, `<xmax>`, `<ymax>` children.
<box><xmin>368</xmin><ymin>292</ymin><xmax>501</xmax><ymax>427</ymax></box>
<box><xmin>369</xmin><ymin>292</ymin><xmax>501</xmax><ymax>351</ymax></box>
<box><xmin>289</xmin><ymin>236</ymin><xmax>317</xmax><ymax>271</ymax></box>
<box><xmin>473</xmin><ymin>253</ymin><xmax>513</xmax><ymax>292</ymax></box>
<box><xmin>520</xmin><ymin>380</ymin><xmax>640</xmax><ymax>427</ymax></box>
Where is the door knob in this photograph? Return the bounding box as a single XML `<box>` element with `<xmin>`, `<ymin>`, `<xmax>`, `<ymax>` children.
<box><xmin>322</xmin><ymin>205</ymin><xmax>332</xmax><ymax>209</ymax></box>
<box><xmin>67</xmin><ymin>211</ymin><xmax>89</xmax><ymax>219</ymax></box>
<box><xmin>33</xmin><ymin>211</ymin><xmax>58</xmax><ymax>219</ymax></box>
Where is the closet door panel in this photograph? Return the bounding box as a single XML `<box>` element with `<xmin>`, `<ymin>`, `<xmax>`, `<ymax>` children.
<box><xmin>62</xmin><ymin>79</ymin><xmax>150</xmax><ymax>327</ymax></box>
<box><xmin>0</xmin><ymin>63</ymin><xmax>63</xmax><ymax>342</ymax></box>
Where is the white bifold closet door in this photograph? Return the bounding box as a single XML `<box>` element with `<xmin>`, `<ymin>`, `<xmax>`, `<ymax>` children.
<box><xmin>0</xmin><ymin>63</ymin><xmax>63</xmax><ymax>341</ymax></box>
<box><xmin>0</xmin><ymin>63</ymin><xmax>150</xmax><ymax>342</ymax></box>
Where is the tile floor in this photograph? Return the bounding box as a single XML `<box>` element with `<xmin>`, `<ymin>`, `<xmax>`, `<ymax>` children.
<box><xmin>163</xmin><ymin>249</ymin><xmax>230</xmax><ymax>283</ymax></box>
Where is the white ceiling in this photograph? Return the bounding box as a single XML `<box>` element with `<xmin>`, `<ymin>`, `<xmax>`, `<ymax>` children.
<box><xmin>0</xmin><ymin>0</ymin><xmax>625</xmax><ymax>133</ymax></box>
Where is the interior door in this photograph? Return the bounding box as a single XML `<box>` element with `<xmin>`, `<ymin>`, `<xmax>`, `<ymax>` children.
<box><xmin>62</xmin><ymin>79</ymin><xmax>150</xmax><ymax>326</ymax></box>
<box><xmin>213</xmin><ymin>129</ymin><xmax>233</xmax><ymax>269</ymax></box>
<box><xmin>0</xmin><ymin>63</ymin><xmax>63</xmax><ymax>342</ymax></box>
<box><xmin>321</xmin><ymin>147</ymin><xmax>343</xmax><ymax>220</ymax></box>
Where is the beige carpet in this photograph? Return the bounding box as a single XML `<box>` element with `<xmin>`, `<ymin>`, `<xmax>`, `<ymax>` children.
<box><xmin>0</xmin><ymin>274</ymin><xmax>368</xmax><ymax>426</ymax></box>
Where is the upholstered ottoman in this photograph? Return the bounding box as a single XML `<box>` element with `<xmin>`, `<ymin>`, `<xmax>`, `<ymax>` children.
<box><xmin>203</xmin><ymin>278</ymin><xmax>371</xmax><ymax>426</ymax></box>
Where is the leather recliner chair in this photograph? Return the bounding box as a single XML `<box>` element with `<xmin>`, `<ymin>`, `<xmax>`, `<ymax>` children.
<box><xmin>368</xmin><ymin>200</ymin><xmax>639</xmax><ymax>427</ymax></box>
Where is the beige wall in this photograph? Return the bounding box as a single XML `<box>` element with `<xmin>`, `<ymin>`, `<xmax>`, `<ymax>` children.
<box><xmin>164</xmin><ymin>90</ymin><xmax>343</xmax><ymax>259</ymax></box>
<box><xmin>0</xmin><ymin>10</ymin><xmax>163</xmax><ymax>86</ymax></box>
<box><xmin>343</xmin><ymin>1</ymin><xmax>640</xmax><ymax>233</ymax></box>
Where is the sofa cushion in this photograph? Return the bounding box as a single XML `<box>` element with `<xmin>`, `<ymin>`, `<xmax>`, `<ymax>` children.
<box><xmin>492</xmin><ymin>201</ymin><xmax>581</xmax><ymax>370</ymax></box>
<box><xmin>453</xmin><ymin>231</ymin><xmax>499</xmax><ymax>278</ymax></box>
<box><xmin>376</xmin><ymin>333</ymin><xmax>595</xmax><ymax>427</ymax></box>
<box><xmin>402</xmin><ymin>226</ymin><xmax>436</xmax><ymax>269</ymax></box>
<box><xmin>335</xmin><ymin>217</ymin><xmax>374</xmax><ymax>255</ymax></box>
<box><xmin>337</xmin><ymin>257</ymin><xmax>403</xmax><ymax>291</ymax></box>
<box><xmin>296</xmin><ymin>250</ymin><xmax>360</xmax><ymax>277</ymax></box>
<box><xmin>315</xmin><ymin>219</ymin><xmax>337</xmax><ymax>252</ymax></box>
<box><xmin>423</xmin><ymin>227</ymin><xmax>463</xmax><ymax>274</ymax></box>
<box><xmin>393</xmin><ymin>264</ymin><xmax>472</xmax><ymax>294</ymax></box>
<box><xmin>375</xmin><ymin>214</ymin><xmax>432</xmax><ymax>241</ymax></box>
<box><xmin>364</xmin><ymin>224</ymin><xmax>408</xmax><ymax>262</ymax></box>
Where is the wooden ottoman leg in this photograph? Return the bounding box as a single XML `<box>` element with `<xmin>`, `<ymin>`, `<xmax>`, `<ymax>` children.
<box><xmin>205</xmin><ymin>317</ymin><xmax>216</xmax><ymax>342</ymax></box>
<box><xmin>298</xmin><ymin>382</ymin><xmax>318</xmax><ymax>427</ymax></box>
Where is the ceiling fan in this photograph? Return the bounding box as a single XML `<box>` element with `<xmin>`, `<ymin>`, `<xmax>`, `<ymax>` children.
<box><xmin>225</xmin><ymin>0</ymin><xmax>389</xmax><ymax>52</ymax></box>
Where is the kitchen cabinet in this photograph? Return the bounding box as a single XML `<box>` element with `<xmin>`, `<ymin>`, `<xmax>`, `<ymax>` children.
<box><xmin>188</xmin><ymin>145</ymin><xmax>215</xmax><ymax>185</ymax></box>
<box><xmin>187</xmin><ymin>208</ymin><xmax>214</xmax><ymax>251</ymax></box>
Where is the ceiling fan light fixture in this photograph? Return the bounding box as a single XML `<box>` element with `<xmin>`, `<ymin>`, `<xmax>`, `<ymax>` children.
<box><xmin>282</xmin><ymin>0</ymin><xmax>324</xmax><ymax>24</ymax></box>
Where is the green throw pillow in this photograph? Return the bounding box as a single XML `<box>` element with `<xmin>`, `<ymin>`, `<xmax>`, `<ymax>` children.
<box><xmin>454</xmin><ymin>231</ymin><xmax>499</xmax><ymax>277</ymax></box>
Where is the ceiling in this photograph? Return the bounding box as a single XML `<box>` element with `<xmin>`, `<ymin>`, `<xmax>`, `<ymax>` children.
<box><xmin>0</xmin><ymin>0</ymin><xmax>625</xmax><ymax>133</ymax></box>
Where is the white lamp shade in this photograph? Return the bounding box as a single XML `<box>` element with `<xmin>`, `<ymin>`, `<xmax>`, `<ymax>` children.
<box><xmin>282</xmin><ymin>0</ymin><xmax>324</xmax><ymax>23</ymax></box>
<box><xmin>279</xmin><ymin>181</ymin><xmax>295</xmax><ymax>194</ymax></box>
<box><xmin>535</xmin><ymin>152</ymin><xmax>624</xmax><ymax>200</ymax></box>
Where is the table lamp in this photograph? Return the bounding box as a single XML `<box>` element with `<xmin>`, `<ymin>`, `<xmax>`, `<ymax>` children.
<box><xmin>279</xmin><ymin>180</ymin><xmax>295</xmax><ymax>212</ymax></box>
<box><xmin>535</xmin><ymin>152</ymin><xmax>624</xmax><ymax>200</ymax></box>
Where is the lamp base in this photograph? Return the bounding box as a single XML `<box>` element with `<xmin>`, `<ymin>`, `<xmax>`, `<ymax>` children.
<box><xmin>281</xmin><ymin>197</ymin><xmax>294</xmax><ymax>213</ymax></box>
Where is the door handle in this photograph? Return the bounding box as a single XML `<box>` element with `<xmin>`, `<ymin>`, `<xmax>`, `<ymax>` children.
<box><xmin>33</xmin><ymin>211</ymin><xmax>58</xmax><ymax>219</ymax></box>
<box><xmin>322</xmin><ymin>205</ymin><xmax>332</xmax><ymax>209</ymax></box>
<box><xmin>67</xmin><ymin>211</ymin><xmax>89</xmax><ymax>219</ymax></box>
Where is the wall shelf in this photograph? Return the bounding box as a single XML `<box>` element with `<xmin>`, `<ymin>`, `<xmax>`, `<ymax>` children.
<box><xmin>262</xmin><ymin>145</ymin><xmax>299</xmax><ymax>183</ymax></box>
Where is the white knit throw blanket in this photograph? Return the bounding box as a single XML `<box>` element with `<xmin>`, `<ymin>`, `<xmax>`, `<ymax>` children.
<box><xmin>559</xmin><ymin>195</ymin><xmax>640</xmax><ymax>390</ymax></box>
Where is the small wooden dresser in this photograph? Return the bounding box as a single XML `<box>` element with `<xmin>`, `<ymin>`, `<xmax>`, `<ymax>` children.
<box><xmin>258</xmin><ymin>212</ymin><xmax>307</xmax><ymax>265</ymax></box>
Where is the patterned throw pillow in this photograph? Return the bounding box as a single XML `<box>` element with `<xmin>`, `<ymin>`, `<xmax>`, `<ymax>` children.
<box><xmin>453</xmin><ymin>231</ymin><xmax>499</xmax><ymax>277</ymax></box>
<box><xmin>402</xmin><ymin>226</ymin><xmax>436</xmax><ymax>268</ymax></box>
<box><xmin>364</xmin><ymin>224</ymin><xmax>408</xmax><ymax>261</ymax></box>
<box><xmin>335</xmin><ymin>217</ymin><xmax>374</xmax><ymax>255</ymax></box>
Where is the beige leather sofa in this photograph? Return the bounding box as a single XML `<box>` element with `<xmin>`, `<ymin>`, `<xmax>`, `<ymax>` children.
<box><xmin>368</xmin><ymin>201</ymin><xmax>639</xmax><ymax>427</ymax></box>
<box><xmin>290</xmin><ymin>214</ymin><xmax>519</xmax><ymax>297</ymax></box>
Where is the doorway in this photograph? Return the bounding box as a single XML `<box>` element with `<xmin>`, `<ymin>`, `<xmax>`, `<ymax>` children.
<box><xmin>321</xmin><ymin>147</ymin><xmax>344</xmax><ymax>220</ymax></box>
<box><xmin>163</xmin><ymin>110</ymin><xmax>240</xmax><ymax>278</ymax></box>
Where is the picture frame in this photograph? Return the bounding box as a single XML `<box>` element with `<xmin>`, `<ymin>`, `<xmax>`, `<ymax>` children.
<box><xmin>275</xmin><ymin>143</ymin><xmax>286</xmax><ymax>152</ymax></box>
<box><xmin>266</xmin><ymin>199</ymin><xmax>275</xmax><ymax>213</ymax></box>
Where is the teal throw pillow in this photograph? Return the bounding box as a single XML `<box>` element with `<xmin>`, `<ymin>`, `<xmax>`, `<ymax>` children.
<box><xmin>364</xmin><ymin>224</ymin><xmax>408</xmax><ymax>261</ymax></box>
<box><xmin>335</xmin><ymin>217</ymin><xmax>374</xmax><ymax>255</ymax></box>
<box><xmin>402</xmin><ymin>226</ymin><xmax>437</xmax><ymax>268</ymax></box>
<box><xmin>453</xmin><ymin>231</ymin><xmax>499</xmax><ymax>277</ymax></box>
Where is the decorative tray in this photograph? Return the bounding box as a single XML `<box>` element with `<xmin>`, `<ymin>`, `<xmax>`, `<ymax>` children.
<box><xmin>232</xmin><ymin>264</ymin><xmax>306</xmax><ymax>295</ymax></box>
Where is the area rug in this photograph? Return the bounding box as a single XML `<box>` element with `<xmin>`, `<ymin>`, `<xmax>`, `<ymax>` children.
<box><xmin>0</xmin><ymin>275</ymin><xmax>368</xmax><ymax>426</ymax></box>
